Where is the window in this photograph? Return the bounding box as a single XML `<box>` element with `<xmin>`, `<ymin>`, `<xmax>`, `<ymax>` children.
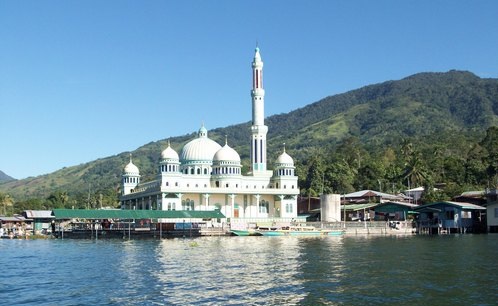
<box><xmin>495</xmin><ymin>208</ymin><xmax>498</xmax><ymax>218</ymax></box>
<box><xmin>182</xmin><ymin>199</ymin><xmax>194</xmax><ymax>211</ymax></box>
<box><xmin>259</xmin><ymin>200</ymin><xmax>269</xmax><ymax>213</ymax></box>
<box><xmin>197</xmin><ymin>168</ymin><xmax>201</xmax><ymax>175</ymax></box>
<box><xmin>286</xmin><ymin>203</ymin><xmax>293</xmax><ymax>213</ymax></box>
<box><xmin>445</xmin><ymin>210</ymin><xmax>455</xmax><ymax>220</ymax></box>
<box><xmin>204</xmin><ymin>168</ymin><xmax>208</xmax><ymax>175</ymax></box>
<box><xmin>167</xmin><ymin>202</ymin><xmax>176</xmax><ymax>211</ymax></box>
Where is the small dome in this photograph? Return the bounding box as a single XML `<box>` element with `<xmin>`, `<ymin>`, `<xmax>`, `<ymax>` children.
<box><xmin>214</xmin><ymin>143</ymin><xmax>240</xmax><ymax>163</ymax></box>
<box><xmin>180</xmin><ymin>126</ymin><xmax>221</xmax><ymax>163</ymax></box>
<box><xmin>275</xmin><ymin>145</ymin><xmax>294</xmax><ymax>166</ymax></box>
<box><xmin>124</xmin><ymin>160</ymin><xmax>140</xmax><ymax>175</ymax></box>
<box><xmin>161</xmin><ymin>142</ymin><xmax>179</xmax><ymax>160</ymax></box>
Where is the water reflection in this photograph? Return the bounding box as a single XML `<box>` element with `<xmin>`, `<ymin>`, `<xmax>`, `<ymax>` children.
<box><xmin>153</xmin><ymin>237</ymin><xmax>311</xmax><ymax>305</ymax></box>
<box><xmin>2</xmin><ymin>235</ymin><xmax>497</xmax><ymax>305</ymax></box>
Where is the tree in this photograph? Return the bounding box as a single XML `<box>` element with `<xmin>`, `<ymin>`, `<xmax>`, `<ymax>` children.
<box><xmin>464</xmin><ymin>144</ymin><xmax>487</xmax><ymax>186</ymax></box>
<box><xmin>401</xmin><ymin>152</ymin><xmax>430</xmax><ymax>188</ymax></box>
<box><xmin>326</xmin><ymin>159</ymin><xmax>356</xmax><ymax>194</ymax></box>
<box><xmin>304</xmin><ymin>151</ymin><xmax>326</xmax><ymax>196</ymax></box>
<box><xmin>0</xmin><ymin>193</ymin><xmax>14</xmax><ymax>216</ymax></box>
<box><xmin>355</xmin><ymin>160</ymin><xmax>386</xmax><ymax>191</ymax></box>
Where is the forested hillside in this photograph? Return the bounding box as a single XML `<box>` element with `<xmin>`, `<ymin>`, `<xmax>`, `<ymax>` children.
<box><xmin>0</xmin><ymin>171</ymin><xmax>15</xmax><ymax>183</ymax></box>
<box><xmin>1</xmin><ymin>70</ymin><xmax>498</xmax><ymax>213</ymax></box>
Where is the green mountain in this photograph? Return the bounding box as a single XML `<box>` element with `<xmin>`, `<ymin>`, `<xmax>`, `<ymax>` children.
<box><xmin>0</xmin><ymin>170</ymin><xmax>15</xmax><ymax>183</ymax></box>
<box><xmin>1</xmin><ymin>70</ymin><xmax>498</xmax><ymax>205</ymax></box>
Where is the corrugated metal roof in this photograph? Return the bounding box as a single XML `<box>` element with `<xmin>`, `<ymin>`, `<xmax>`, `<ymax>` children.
<box><xmin>414</xmin><ymin>201</ymin><xmax>486</xmax><ymax>211</ymax></box>
<box><xmin>0</xmin><ymin>216</ymin><xmax>29</xmax><ymax>222</ymax></box>
<box><xmin>24</xmin><ymin>210</ymin><xmax>54</xmax><ymax>218</ymax></box>
<box><xmin>341</xmin><ymin>203</ymin><xmax>378</xmax><ymax>211</ymax></box>
<box><xmin>52</xmin><ymin>209</ymin><xmax>225</xmax><ymax>220</ymax></box>
<box><xmin>344</xmin><ymin>190</ymin><xmax>401</xmax><ymax>200</ymax></box>
<box><xmin>376</xmin><ymin>201</ymin><xmax>419</xmax><ymax>209</ymax></box>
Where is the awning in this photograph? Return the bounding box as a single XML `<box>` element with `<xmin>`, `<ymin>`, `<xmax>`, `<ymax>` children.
<box><xmin>52</xmin><ymin>209</ymin><xmax>225</xmax><ymax>220</ymax></box>
<box><xmin>341</xmin><ymin>203</ymin><xmax>378</xmax><ymax>211</ymax></box>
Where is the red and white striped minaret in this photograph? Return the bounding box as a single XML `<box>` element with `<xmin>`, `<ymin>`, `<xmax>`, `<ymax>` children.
<box><xmin>250</xmin><ymin>46</ymin><xmax>268</xmax><ymax>173</ymax></box>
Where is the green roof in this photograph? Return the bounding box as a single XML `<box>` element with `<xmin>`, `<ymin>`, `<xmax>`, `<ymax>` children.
<box><xmin>341</xmin><ymin>203</ymin><xmax>378</xmax><ymax>211</ymax></box>
<box><xmin>52</xmin><ymin>209</ymin><xmax>225</xmax><ymax>220</ymax></box>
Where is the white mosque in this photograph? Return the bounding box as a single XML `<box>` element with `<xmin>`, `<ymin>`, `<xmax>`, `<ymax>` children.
<box><xmin>120</xmin><ymin>47</ymin><xmax>299</xmax><ymax>221</ymax></box>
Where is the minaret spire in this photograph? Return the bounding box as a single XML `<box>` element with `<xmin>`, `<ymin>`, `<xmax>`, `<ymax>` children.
<box><xmin>250</xmin><ymin>46</ymin><xmax>268</xmax><ymax>173</ymax></box>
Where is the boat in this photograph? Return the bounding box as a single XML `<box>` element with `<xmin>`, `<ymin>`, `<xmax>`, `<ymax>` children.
<box><xmin>230</xmin><ymin>229</ymin><xmax>262</xmax><ymax>236</ymax></box>
<box><xmin>256</xmin><ymin>225</ymin><xmax>345</xmax><ymax>236</ymax></box>
<box><xmin>256</xmin><ymin>226</ymin><xmax>286</xmax><ymax>236</ymax></box>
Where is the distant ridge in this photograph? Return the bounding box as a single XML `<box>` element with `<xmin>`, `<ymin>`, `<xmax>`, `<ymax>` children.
<box><xmin>1</xmin><ymin>70</ymin><xmax>497</xmax><ymax>201</ymax></box>
<box><xmin>0</xmin><ymin>170</ymin><xmax>15</xmax><ymax>183</ymax></box>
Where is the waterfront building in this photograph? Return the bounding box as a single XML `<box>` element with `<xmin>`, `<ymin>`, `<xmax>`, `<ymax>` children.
<box><xmin>119</xmin><ymin>47</ymin><xmax>299</xmax><ymax>221</ymax></box>
<box><xmin>415</xmin><ymin>201</ymin><xmax>486</xmax><ymax>234</ymax></box>
<box><xmin>22</xmin><ymin>210</ymin><xmax>54</xmax><ymax>234</ymax></box>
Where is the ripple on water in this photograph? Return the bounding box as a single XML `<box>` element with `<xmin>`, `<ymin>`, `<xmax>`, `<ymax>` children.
<box><xmin>1</xmin><ymin>235</ymin><xmax>498</xmax><ymax>305</ymax></box>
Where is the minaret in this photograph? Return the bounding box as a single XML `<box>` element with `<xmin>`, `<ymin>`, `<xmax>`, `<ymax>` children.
<box><xmin>122</xmin><ymin>154</ymin><xmax>140</xmax><ymax>195</ymax></box>
<box><xmin>250</xmin><ymin>46</ymin><xmax>268</xmax><ymax>173</ymax></box>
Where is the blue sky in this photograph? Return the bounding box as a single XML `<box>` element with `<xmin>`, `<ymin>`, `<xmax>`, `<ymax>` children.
<box><xmin>1</xmin><ymin>1</ymin><xmax>497</xmax><ymax>179</ymax></box>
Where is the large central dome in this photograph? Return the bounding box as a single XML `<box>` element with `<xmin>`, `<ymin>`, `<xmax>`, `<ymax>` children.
<box><xmin>180</xmin><ymin>126</ymin><xmax>222</xmax><ymax>164</ymax></box>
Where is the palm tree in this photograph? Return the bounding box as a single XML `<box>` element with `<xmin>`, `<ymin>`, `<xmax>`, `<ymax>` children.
<box><xmin>402</xmin><ymin>153</ymin><xmax>429</xmax><ymax>188</ymax></box>
<box><xmin>400</xmin><ymin>139</ymin><xmax>414</xmax><ymax>161</ymax></box>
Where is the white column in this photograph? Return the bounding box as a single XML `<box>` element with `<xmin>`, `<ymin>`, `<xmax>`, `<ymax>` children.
<box><xmin>204</xmin><ymin>194</ymin><xmax>210</xmax><ymax>211</ymax></box>
<box><xmin>254</xmin><ymin>194</ymin><xmax>261</xmax><ymax>218</ymax></box>
<box><xmin>230</xmin><ymin>194</ymin><xmax>236</xmax><ymax>218</ymax></box>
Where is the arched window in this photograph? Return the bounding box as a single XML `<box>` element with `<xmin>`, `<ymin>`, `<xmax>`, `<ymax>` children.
<box><xmin>204</xmin><ymin>168</ymin><xmax>208</xmax><ymax>175</ymax></box>
<box><xmin>182</xmin><ymin>199</ymin><xmax>194</xmax><ymax>211</ymax></box>
<box><xmin>168</xmin><ymin>202</ymin><xmax>176</xmax><ymax>211</ymax></box>
<box><xmin>259</xmin><ymin>200</ymin><xmax>269</xmax><ymax>213</ymax></box>
<box><xmin>197</xmin><ymin>168</ymin><xmax>201</xmax><ymax>175</ymax></box>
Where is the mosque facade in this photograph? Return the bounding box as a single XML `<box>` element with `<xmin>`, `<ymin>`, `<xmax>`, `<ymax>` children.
<box><xmin>120</xmin><ymin>47</ymin><xmax>299</xmax><ymax>221</ymax></box>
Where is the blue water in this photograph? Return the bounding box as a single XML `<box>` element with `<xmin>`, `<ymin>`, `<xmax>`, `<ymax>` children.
<box><xmin>1</xmin><ymin>235</ymin><xmax>497</xmax><ymax>305</ymax></box>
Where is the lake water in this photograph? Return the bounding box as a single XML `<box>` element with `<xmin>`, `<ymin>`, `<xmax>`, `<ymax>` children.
<box><xmin>1</xmin><ymin>235</ymin><xmax>497</xmax><ymax>305</ymax></box>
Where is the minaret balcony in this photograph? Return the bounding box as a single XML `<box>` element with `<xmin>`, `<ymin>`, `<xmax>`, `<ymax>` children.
<box><xmin>251</xmin><ymin>88</ymin><xmax>265</xmax><ymax>96</ymax></box>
